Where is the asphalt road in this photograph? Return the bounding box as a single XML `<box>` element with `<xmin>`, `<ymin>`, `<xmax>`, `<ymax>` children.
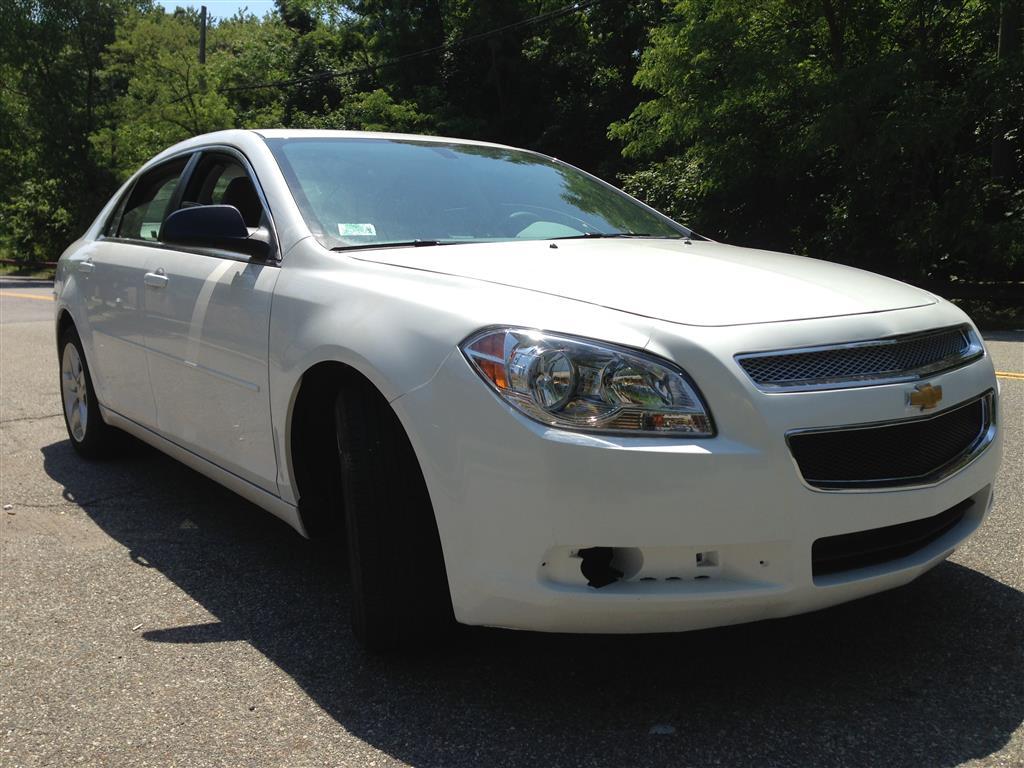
<box><xmin>1</xmin><ymin>279</ymin><xmax>1022</xmax><ymax>768</ymax></box>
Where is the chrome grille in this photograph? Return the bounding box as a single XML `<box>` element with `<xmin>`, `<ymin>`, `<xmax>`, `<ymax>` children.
<box><xmin>736</xmin><ymin>325</ymin><xmax>982</xmax><ymax>392</ymax></box>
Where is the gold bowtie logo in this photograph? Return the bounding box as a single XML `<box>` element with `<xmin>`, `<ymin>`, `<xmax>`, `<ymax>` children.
<box><xmin>908</xmin><ymin>383</ymin><xmax>943</xmax><ymax>411</ymax></box>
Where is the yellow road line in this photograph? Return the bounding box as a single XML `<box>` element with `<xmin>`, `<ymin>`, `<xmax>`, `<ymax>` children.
<box><xmin>0</xmin><ymin>291</ymin><xmax>54</xmax><ymax>302</ymax></box>
<box><xmin>996</xmin><ymin>371</ymin><xmax>1024</xmax><ymax>380</ymax></box>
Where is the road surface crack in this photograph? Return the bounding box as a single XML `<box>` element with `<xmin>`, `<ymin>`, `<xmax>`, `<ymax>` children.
<box><xmin>5</xmin><ymin>487</ymin><xmax>148</xmax><ymax>510</ymax></box>
<box><xmin>0</xmin><ymin>413</ymin><xmax>61</xmax><ymax>425</ymax></box>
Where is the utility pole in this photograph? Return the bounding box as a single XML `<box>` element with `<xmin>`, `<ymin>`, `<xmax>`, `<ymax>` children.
<box><xmin>199</xmin><ymin>5</ymin><xmax>207</xmax><ymax>65</ymax></box>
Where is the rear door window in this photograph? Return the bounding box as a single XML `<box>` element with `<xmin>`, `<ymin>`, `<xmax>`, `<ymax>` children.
<box><xmin>116</xmin><ymin>157</ymin><xmax>190</xmax><ymax>241</ymax></box>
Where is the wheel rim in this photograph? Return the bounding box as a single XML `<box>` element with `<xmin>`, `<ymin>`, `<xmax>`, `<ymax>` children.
<box><xmin>61</xmin><ymin>343</ymin><xmax>88</xmax><ymax>442</ymax></box>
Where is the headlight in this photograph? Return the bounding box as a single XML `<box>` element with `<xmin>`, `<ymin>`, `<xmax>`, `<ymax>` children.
<box><xmin>460</xmin><ymin>327</ymin><xmax>714</xmax><ymax>436</ymax></box>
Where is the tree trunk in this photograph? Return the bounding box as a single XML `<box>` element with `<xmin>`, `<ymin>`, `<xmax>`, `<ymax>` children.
<box><xmin>820</xmin><ymin>0</ymin><xmax>846</xmax><ymax>71</ymax></box>
<box><xmin>992</xmin><ymin>0</ymin><xmax>1022</xmax><ymax>182</ymax></box>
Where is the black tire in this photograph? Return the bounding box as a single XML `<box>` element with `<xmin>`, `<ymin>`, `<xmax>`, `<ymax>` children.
<box><xmin>334</xmin><ymin>378</ymin><xmax>455</xmax><ymax>651</ymax></box>
<box><xmin>58</xmin><ymin>326</ymin><xmax>118</xmax><ymax>459</ymax></box>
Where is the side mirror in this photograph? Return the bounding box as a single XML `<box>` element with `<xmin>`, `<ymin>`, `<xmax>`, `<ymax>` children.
<box><xmin>160</xmin><ymin>205</ymin><xmax>271</xmax><ymax>260</ymax></box>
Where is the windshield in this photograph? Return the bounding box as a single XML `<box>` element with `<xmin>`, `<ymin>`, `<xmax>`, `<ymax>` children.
<box><xmin>264</xmin><ymin>137</ymin><xmax>690</xmax><ymax>250</ymax></box>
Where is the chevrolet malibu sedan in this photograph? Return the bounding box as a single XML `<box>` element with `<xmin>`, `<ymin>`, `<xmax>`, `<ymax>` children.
<box><xmin>55</xmin><ymin>129</ymin><xmax>1002</xmax><ymax>650</ymax></box>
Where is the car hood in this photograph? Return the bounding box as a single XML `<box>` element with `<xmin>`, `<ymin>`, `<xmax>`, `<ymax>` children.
<box><xmin>351</xmin><ymin>238</ymin><xmax>935</xmax><ymax>326</ymax></box>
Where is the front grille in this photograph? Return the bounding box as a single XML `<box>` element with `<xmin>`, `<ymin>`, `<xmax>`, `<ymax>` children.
<box><xmin>787</xmin><ymin>392</ymin><xmax>993</xmax><ymax>490</ymax></box>
<box><xmin>736</xmin><ymin>325</ymin><xmax>982</xmax><ymax>391</ymax></box>
<box><xmin>812</xmin><ymin>498</ymin><xmax>973</xmax><ymax>577</ymax></box>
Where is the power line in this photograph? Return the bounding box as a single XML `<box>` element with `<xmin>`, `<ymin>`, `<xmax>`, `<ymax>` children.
<box><xmin>219</xmin><ymin>0</ymin><xmax>606</xmax><ymax>94</ymax></box>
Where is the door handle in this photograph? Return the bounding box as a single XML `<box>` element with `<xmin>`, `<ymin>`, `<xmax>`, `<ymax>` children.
<box><xmin>144</xmin><ymin>269</ymin><xmax>168</xmax><ymax>288</ymax></box>
<box><xmin>79</xmin><ymin>260</ymin><xmax>95</xmax><ymax>274</ymax></box>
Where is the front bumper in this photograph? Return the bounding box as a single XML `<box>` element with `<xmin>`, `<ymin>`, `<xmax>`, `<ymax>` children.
<box><xmin>392</xmin><ymin>304</ymin><xmax>1002</xmax><ymax>633</ymax></box>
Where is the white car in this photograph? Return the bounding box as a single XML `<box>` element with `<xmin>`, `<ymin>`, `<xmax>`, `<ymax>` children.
<box><xmin>55</xmin><ymin>129</ymin><xmax>1002</xmax><ymax>650</ymax></box>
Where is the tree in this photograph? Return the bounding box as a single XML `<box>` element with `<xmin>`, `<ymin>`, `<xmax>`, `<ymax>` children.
<box><xmin>0</xmin><ymin>0</ymin><xmax>144</xmax><ymax>259</ymax></box>
<box><xmin>992</xmin><ymin>0</ymin><xmax>1022</xmax><ymax>184</ymax></box>
<box><xmin>1</xmin><ymin>0</ymin><xmax>1018</xmax><ymax>294</ymax></box>
<box><xmin>290</xmin><ymin>87</ymin><xmax>433</xmax><ymax>131</ymax></box>
<box><xmin>209</xmin><ymin>11</ymin><xmax>298</xmax><ymax>128</ymax></box>
<box><xmin>612</xmin><ymin>0</ymin><xmax>1023</xmax><ymax>284</ymax></box>
<box><xmin>90</xmin><ymin>8</ymin><xmax>237</xmax><ymax>178</ymax></box>
<box><xmin>341</xmin><ymin>0</ymin><xmax>664</xmax><ymax>175</ymax></box>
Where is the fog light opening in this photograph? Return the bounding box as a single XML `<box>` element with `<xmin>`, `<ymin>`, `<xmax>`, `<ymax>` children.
<box><xmin>578</xmin><ymin>546</ymin><xmax>642</xmax><ymax>588</ymax></box>
<box><xmin>578</xmin><ymin>547</ymin><xmax>621</xmax><ymax>588</ymax></box>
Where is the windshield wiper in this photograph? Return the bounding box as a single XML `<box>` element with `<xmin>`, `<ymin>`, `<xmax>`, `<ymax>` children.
<box><xmin>330</xmin><ymin>239</ymin><xmax>450</xmax><ymax>252</ymax></box>
<box><xmin>550</xmin><ymin>232</ymin><xmax>686</xmax><ymax>240</ymax></box>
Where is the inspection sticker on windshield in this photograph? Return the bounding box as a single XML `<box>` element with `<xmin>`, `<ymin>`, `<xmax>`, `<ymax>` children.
<box><xmin>338</xmin><ymin>223</ymin><xmax>377</xmax><ymax>237</ymax></box>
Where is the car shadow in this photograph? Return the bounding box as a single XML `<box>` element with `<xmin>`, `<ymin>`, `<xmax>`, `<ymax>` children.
<box><xmin>42</xmin><ymin>437</ymin><xmax>1024</xmax><ymax>768</ymax></box>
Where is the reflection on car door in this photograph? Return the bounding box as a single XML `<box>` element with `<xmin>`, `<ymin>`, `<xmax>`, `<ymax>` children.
<box><xmin>142</xmin><ymin>152</ymin><xmax>280</xmax><ymax>494</ymax></box>
<box><xmin>80</xmin><ymin>156</ymin><xmax>190</xmax><ymax>428</ymax></box>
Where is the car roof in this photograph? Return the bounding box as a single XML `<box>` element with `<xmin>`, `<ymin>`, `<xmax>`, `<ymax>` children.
<box><xmin>253</xmin><ymin>128</ymin><xmax>519</xmax><ymax>151</ymax></box>
<box><xmin>151</xmin><ymin>129</ymin><xmax>524</xmax><ymax>165</ymax></box>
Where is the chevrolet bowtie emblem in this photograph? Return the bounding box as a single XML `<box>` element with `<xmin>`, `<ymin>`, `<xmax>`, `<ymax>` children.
<box><xmin>908</xmin><ymin>383</ymin><xmax>943</xmax><ymax>411</ymax></box>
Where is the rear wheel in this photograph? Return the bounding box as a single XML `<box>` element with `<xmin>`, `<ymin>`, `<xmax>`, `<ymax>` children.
<box><xmin>333</xmin><ymin>378</ymin><xmax>455</xmax><ymax>651</ymax></box>
<box><xmin>59</xmin><ymin>327</ymin><xmax>117</xmax><ymax>458</ymax></box>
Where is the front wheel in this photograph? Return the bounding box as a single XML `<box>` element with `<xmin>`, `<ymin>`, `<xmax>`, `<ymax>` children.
<box><xmin>59</xmin><ymin>327</ymin><xmax>117</xmax><ymax>458</ymax></box>
<box><xmin>334</xmin><ymin>378</ymin><xmax>455</xmax><ymax>651</ymax></box>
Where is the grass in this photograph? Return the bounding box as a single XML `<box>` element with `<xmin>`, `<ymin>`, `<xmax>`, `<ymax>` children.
<box><xmin>0</xmin><ymin>262</ymin><xmax>56</xmax><ymax>279</ymax></box>
<box><xmin>951</xmin><ymin>298</ymin><xmax>1024</xmax><ymax>332</ymax></box>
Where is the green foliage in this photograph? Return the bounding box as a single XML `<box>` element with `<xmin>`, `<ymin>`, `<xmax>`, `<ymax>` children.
<box><xmin>207</xmin><ymin>12</ymin><xmax>297</xmax><ymax>127</ymax></box>
<box><xmin>1</xmin><ymin>0</ymin><xmax>1020</xmax><ymax>292</ymax></box>
<box><xmin>613</xmin><ymin>0</ymin><xmax>1023</xmax><ymax>283</ymax></box>
<box><xmin>0</xmin><ymin>0</ymin><xmax>143</xmax><ymax>256</ymax></box>
<box><xmin>90</xmin><ymin>9</ymin><xmax>238</xmax><ymax>177</ymax></box>
<box><xmin>290</xmin><ymin>88</ymin><xmax>434</xmax><ymax>132</ymax></box>
<box><xmin>0</xmin><ymin>179</ymin><xmax>73</xmax><ymax>261</ymax></box>
<box><xmin>407</xmin><ymin>0</ymin><xmax>664</xmax><ymax>176</ymax></box>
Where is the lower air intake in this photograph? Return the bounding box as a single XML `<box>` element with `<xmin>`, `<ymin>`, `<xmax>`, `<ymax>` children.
<box><xmin>812</xmin><ymin>498</ymin><xmax>972</xmax><ymax>578</ymax></box>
